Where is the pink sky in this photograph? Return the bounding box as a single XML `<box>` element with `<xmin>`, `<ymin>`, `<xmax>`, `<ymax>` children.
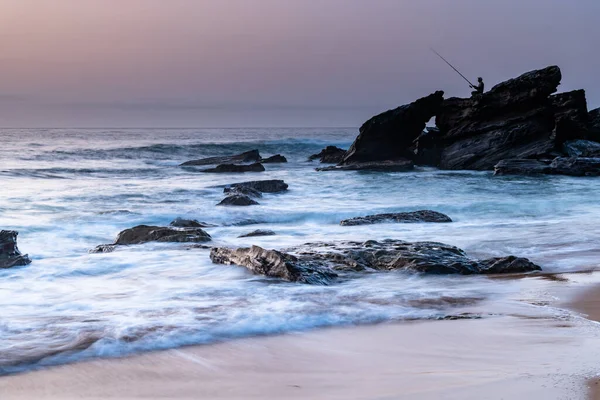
<box><xmin>0</xmin><ymin>0</ymin><xmax>599</xmax><ymax>127</ymax></box>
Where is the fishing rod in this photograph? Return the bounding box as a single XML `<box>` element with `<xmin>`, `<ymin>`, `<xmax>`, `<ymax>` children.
<box><xmin>430</xmin><ymin>48</ymin><xmax>475</xmax><ymax>87</ymax></box>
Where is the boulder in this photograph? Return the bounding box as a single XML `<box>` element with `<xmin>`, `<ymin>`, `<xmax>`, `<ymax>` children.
<box><xmin>210</xmin><ymin>246</ymin><xmax>338</xmax><ymax>284</ymax></box>
<box><xmin>223</xmin><ymin>186</ymin><xmax>263</xmax><ymax>198</ymax></box>
<box><xmin>563</xmin><ymin>140</ymin><xmax>600</xmax><ymax>158</ymax></box>
<box><xmin>199</xmin><ymin>163</ymin><xmax>265</xmax><ymax>173</ymax></box>
<box><xmin>493</xmin><ymin>159</ymin><xmax>552</xmax><ymax>175</ymax></box>
<box><xmin>238</xmin><ymin>229</ymin><xmax>277</xmax><ymax>238</ymax></box>
<box><xmin>180</xmin><ymin>150</ymin><xmax>261</xmax><ymax>166</ymax></box>
<box><xmin>114</xmin><ymin>225</ymin><xmax>212</xmax><ymax>245</ymax></box>
<box><xmin>260</xmin><ymin>154</ymin><xmax>287</xmax><ymax>163</ymax></box>
<box><xmin>340</xmin><ymin>210</ymin><xmax>452</xmax><ymax>226</ymax></box>
<box><xmin>479</xmin><ymin>256</ymin><xmax>542</xmax><ymax>274</ymax></box>
<box><xmin>308</xmin><ymin>146</ymin><xmax>347</xmax><ymax>164</ymax></box>
<box><xmin>0</xmin><ymin>230</ymin><xmax>32</xmax><ymax>269</ymax></box>
<box><xmin>549</xmin><ymin>157</ymin><xmax>600</xmax><ymax>176</ymax></box>
<box><xmin>228</xmin><ymin>179</ymin><xmax>288</xmax><ymax>193</ymax></box>
<box><xmin>317</xmin><ymin>159</ymin><xmax>414</xmax><ymax>172</ymax></box>
<box><xmin>341</xmin><ymin>91</ymin><xmax>444</xmax><ymax>165</ymax></box>
<box><xmin>217</xmin><ymin>195</ymin><xmax>260</xmax><ymax>206</ymax></box>
<box><xmin>169</xmin><ymin>218</ymin><xmax>213</xmax><ymax>228</ymax></box>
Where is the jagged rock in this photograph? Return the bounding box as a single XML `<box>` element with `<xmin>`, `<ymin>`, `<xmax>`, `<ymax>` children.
<box><xmin>228</xmin><ymin>179</ymin><xmax>288</xmax><ymax>193</ymax></box>
<box><xmin>341</xmin><ymin>91</ymin><xmax>444</xmax><ymax>165</ymax></box>
<box><xmin>238</xmin><ymin>229</ymin><xmax>277</xmax><ymax>238</ymax></box>
<box><xmin>260</xmin><ymin>154</ymin><xmax>287</xmax><ymax>163</ymax></box>
<box><xmin>588</xmin><ymin>108</ymin><xmax>600</xmax><ymax>141</ymax></box>
<box><xmin>169</xmin><ymin>218</ymin><xmax>213</xmax><ymax>228</ymax></box>
<box><xmin>217</xmin><ymin>195</ymin><xmax>260</xmax><ymax>206</ymax></box>
<box><xmin>308</xmin><ymin>146</ymin><xmax>347</xmax><ymax>163</ymax></box>
<box><xmin>549</xmin><ymin>157</ymin><xmax>600</xmax><ymax>176</ymax></box>
<box><xmin>199</xmin><ymin>163</ymin><xmax>265</xmax><ymax>173</ymax></box>
<box><xmin>210</xmin><ymin>246</ymin><xmax>338</xmax><ymax>284</ymax></box>
<box><xmin>180</xmin><ymin>150</ymin><xmax>261</xmax><ymax>166</ymax></box>
<box><xmin>0</xmin><ymin>230</ymin><xmax>31</xmax><ymax>269</ymax></box>
<box><xmin>114</xmin><ymin>225</ymin><xmax>212</xmax><ymax>245</ymax></box>
<box><xmin>549</xmin><ymin>90</ymin><xmax>589</xmax><ymax>142</ymax></box>
<box><xmin>317</xmin><ymin>159</ymin><xmax>414</xmax><ymax>172</ymax></box>
<box><xmin>563</xmin><ymin>140</ymin><xmax>600</xmax><ymax>158</ymax></box>
<box><xmin>493</xmin><ymin>159</ymin><xmax>552</xmax><ymax>175</ymax></box>
<box><xmin>340</xmin><ymin>210</ymin><xmax>452</xmax><ymax>226</ymax></box>
<box><xmin>210</xmin><ymin>240</ymin><xmax>541</xmax><ymax>283</ymax></box>
<box><xmin>89</xmin><ymin>245</ymin><xmax>116</xmax><ymax>254</ymax></box>
<box><xmin>223</xmin><ymin>186</ymin><xmax>263</xmax><ymax>198</ymax></box>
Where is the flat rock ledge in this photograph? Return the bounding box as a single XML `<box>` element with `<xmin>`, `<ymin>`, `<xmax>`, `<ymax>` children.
<box><xmin>210</xmin><ymin>239</ymin><xmax>541</xmax><ymax>284</ymax></box>
<box><xmin>226</xmin><ymin>179</ymin><xmax>288</xmax><ymax>193</ymax></box>
<box><xmin>494</xmin><ymin>157</ymin><xmax>600</xmax><ymax>176</ymax></box>
<box><xmin>340</xmin><ymin>210</ymin><xmax>452</xmax><ymax>226</ymax></box>
<box><xmin>0</xmin><ymin>230</ymin><xmax>32</xmax><ymax>269</ymax></box>
<box><xmin>180</xmin><ymin>150</ymin><xmax>261</xmax><ymax>166</ymax></box>
<box><xmin>238</xmin><ymin>229</ymin><xmax>277</xmax><ymax>238</ymax></box>
<box><xmin>317</xmin><ymin>159</ymin><xmax>414</xmax><ymax>172</ymax></box>
<box><xmin>198</xmin><ymin>163</ymin><xmax>265</xmax><ymax>173</ymax></box>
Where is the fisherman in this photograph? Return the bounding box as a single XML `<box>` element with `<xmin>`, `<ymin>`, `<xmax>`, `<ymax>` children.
<box><xmin>470</xmin><ymin>77</ymin><xmax>484</xmax><ymax>96</ymax></box>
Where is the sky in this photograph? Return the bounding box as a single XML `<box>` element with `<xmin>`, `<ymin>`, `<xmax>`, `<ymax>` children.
<box><xmin>0</xmin><ymin>0</ymin><xmax>599</xmax><ymax>128</ymax></box>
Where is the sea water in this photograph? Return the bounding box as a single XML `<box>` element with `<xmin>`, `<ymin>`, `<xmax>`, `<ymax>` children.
<box><xmin>1</xmin><ymin>128</ymin><xmax>599</xmax><ymax>374</ymax></box>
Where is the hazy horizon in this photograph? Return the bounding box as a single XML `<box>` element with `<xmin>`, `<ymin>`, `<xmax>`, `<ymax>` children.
<box><xmin>1</xmin><ymin>0</ymin><xmax>599</xmax><ymax>128</ymax></box>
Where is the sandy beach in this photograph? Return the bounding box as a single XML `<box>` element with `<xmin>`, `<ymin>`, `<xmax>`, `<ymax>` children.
<box><xmin>2</xmin><ymin>274</ymin><xmax>600</xmax><ymax>400</ymax></box>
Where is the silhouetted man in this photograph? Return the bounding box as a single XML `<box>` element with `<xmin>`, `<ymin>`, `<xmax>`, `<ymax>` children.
<box><xmin>471</xmin><ymin>77</ymin><xmax>484</xmax><ymax>96</ymax></box>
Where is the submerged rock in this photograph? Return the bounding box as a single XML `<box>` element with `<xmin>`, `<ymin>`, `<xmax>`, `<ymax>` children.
<box><xmin>210</xmin><ymin>246</ymin><xmax>338</xmax><ymax>285</ymax></box>
<box><xmin>227</xmin><ymin>179</ymin><xmax>288</xmax><ymax>193</ymax></box>
<box><xmin>340</xmin><ymin>210</ymin><xmax>452</xmax><ymax>226</ymax></box>
<box><xmin>238</xmin><ymin>229</ymin><xmax>277</xmax><ymax>238</ymax></box>
<box><xmin>114</xmin><ymin>225</ymin><xmax>212</xmax><ymax>245</ymax></box>
<box><xmin>317</xmin><ymin>159</ymin><xmax>414</xmax><ymax>172</ymax></box>
<box><xmin>180</xmin><ymin>150</ymin><xmax>261</xmax><ymax>166</ymax></box>
<box><xmin>308</xmin><ymin>146</ymin><xmax>347</xmax><ymax>164</ymax></box>
<box><xmin>260</xmin><ymin>154</ymin><xmax>287</xmax><ymax>163</ymax></box>
<box><xmin>223</xmin><ymin>186</ymin><xmax>263</xmax><ymax>198</ymax></box>
<box><xmin>563</xmin><ymin>140</ymin><xmax>600</xmax><ymax>158</ymax></box>
<box><xmin>217</xmin><ymin>195</ymin><xmax>260</xmax><ymax>206</ymax></box>
<box><xmin>89</xmin><ymin>244</ymin><xmax>116</xmax><ymax>254</ymax></box>
<box><xmin>479</xmin><ymin>256</ymin><xmax>542</xmax><ymax>274</ymax></box>
<box><xmin>199</xmin><ymin>163</ymin><xmax>265</xmax><ymax>173</ymax></box>
<box><xmin>0</xmin><ymin>230</ymin><xmax>32</xmax><ymax>269</ymax></box>
<box><xmin>169</xmin><ymin>218</ymin><xmax>213</xmax><ymax>228</ymax></box>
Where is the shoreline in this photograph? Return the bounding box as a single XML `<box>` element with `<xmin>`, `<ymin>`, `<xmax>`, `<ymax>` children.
<box><xmin>1</xmin><ymin>272</ymin><xmax>599</xmax><ymax>399</ymax></box>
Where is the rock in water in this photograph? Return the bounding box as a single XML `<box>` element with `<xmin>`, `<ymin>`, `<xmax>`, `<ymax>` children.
<box><xmin>308</xmin><ymin>146</ymin><xmax>347</xmax><ymax>163</ymax></box>
<box><xmin>210</xmin><ymin>246</ymin><xmax>338</xmax><ymax>285</ymax></box>
<box><xmin>223</xmin><ymin>186</ymin><xmax>263</xmax><ymax>198</ymax></box>
<box><xmin>228</xmin><ymin>179</ymin><xmax>288</xmax><ymax>193</ymax></box>
<box><xmin>199</xmin><ymin>163</ymin><xmax>265</xmax><ymax>173</ymax></box>
<box><xmin>563</xmin><ymin>140</ymin><xmax>600</xmax><ymax>158</ymax></box>
<box><xmin>493</xmin><ymin>159</ymin><xmax>552</xmax><ymax>175</ymax></box>
<box><xmin>170</xmin><ymin>218</ymin><xmax>213</xmax><ymax>228</ymax></box>
<box><xmin>341</xmin><ymin>91</ymin><xmax>445</xmax><ymax>165</ymax></box>
<box><xmin>479</xmin><ymin>256</ymin><xmax>542</xmax><ymax>274</ymax></box>
<box><xmin>217</xmin><ymin>195</ymin><xmax>260</xmax><ymax>206</ymax></box>
<box><xmin>340</xmin><ymin>210</ymin><xmax>452</xmax><ymax>226</ymax></box>
<box><xmin>114</xmin><ymin>225</ymin><xmax>212</xmax><ymax>245</ymax></box>
<box><xmin>89</xmin><ymin>245</ymin><xmax>117</xmax><ymax>254</ymax></box>
<box><xmin>0</xmin><ymin>230</ymin><xmax>32</xmax><ymax>269</ymax></box>
<box><xmin>180</xmin><ymin>150</ymin><xmax>261</xmax><ymax>166</ymax></box>
<box><xmin>238</xmin><ymin>229</ymin><xmax>277</xmax><ymax>238</ymax></box>
<box><xmin>549</xmin><ymin>157</ymin><xmax>600</xmax><ymax>176</ymax></box>
<box><xmin>317</xmin><ymin>160</ymin><xmax>414</xmax><ymax>172</ymax></box>
<box><xmin>260</xmin><ymin>154</ymin><xmax>287</xmax><ymax>163</ymax></box>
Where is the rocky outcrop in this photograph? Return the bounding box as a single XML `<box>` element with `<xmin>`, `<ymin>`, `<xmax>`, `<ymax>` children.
<box><xmin>238</xmin><ymin>229</ymin><xmax>277</xmax><ymax>238</ymax></box>
<box><xmin>0</xmin><ymin>230</ymin><xmax>32</xmax><ymax>269</ymax></box>
<box><xmin>170</xmin><ymin>218</ymin><xmax>213</xmax><ymax>228</ymax></box>
<box><xmin>317</xmin><ymin>160</ymin><xmax>414</xmax><ymax>172</ymax></box>
<box><xmin>114</xmin><ymin>225</ymin><xmax>212</xmax><ymax>245</ymax></box>
<box><xmin>227</xmin><ymin>180</ymin><xmax>288</xmax><ymax>193</ymax></box>
<box><xmin>199</xmin><ymin>163</ymin><xmax>265</xmax><ymax>173</ymax></box>
<box><xmin>340</xmin><ymin>91</ymin><xmax>444</xmax><ymax>166</ymax></box>
<box><xmin>493</xmin><ymin>159</ymin><xmax>552</xmax><ymax>175</ymax></box>
<box><xmin>549</xmin><ymin>157</ymin><xmax>600</xmax><ymax>176</ymax></box>
<box><xmin>260</xmin><ymin>155</ymin><xmax>287</xmax><ymax>163</ymax></box>
<box><xmin>210</xmin><ymin>246</ymin><xmax>338</xmax><ymax>285</ymax></box>
<box><xmin>210</xmin><ymin>239</ymin><xmax>541</xmax><ymax>284</ymax></box>
<box><xmin>340</xmin><ymin>210</ymin><xmax>452</xmax><ymax>226</ymax></box>
<box><xmin>588</xmin><ymin>108</ymin><xmax>600</xmax><ymax>142</ymax></box>
<box><xmin>308</xmin><ymin>146</ymin><xmax>347</xmax><ymax>164</ymax></box>
<box><xmin>549</xmin><ymin>89</ymin><xmax>589</xmax><ymax>143</ymax></box>
<box><xmin>181</xmin><ymin>150</ymin><xmax>261</xmax><ymax>166</ymax></box>
<box><xmin>217</xmin><ymin>195</ymin><xmax>260</xmax><ymax>206</ymax></box>
<box><xmin>563</xmin><ymin>140</ymin><xmax>600</xmax><ymax>158</ymax></box>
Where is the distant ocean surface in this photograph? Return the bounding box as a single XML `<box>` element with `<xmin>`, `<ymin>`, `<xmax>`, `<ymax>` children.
<box><xmin>1</xmin><ymin>128</ymin><xmax>599</xmax><ymax>374</ymax></box>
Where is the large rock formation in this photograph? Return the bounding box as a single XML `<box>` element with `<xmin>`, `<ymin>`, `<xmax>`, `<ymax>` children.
<box><xmin>340</xmin><ymin>210</ymin><xmax>452</xmax><ymax>226</ymax></box>
<box><xmin>181</xmin><ymin>150</ymin><xmax>261</xmax><ymax>166</ymax></box>
<box><xmin>340</xmin><ymin>91</ymin><xmax>445</xmax><ymax>165</ymax></box>
<box><xmin>0</xmin><ymin>230</ymin><xmax>32</xmax><ymax>269</ymax></box>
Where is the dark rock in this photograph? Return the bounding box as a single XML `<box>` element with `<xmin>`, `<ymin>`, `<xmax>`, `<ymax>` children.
<box><xmin>228</xmin><ymin>179</ymin><xmax>288</xmax><ymax>193</ymax></box>
<box><xmin>479</xmin><ymin>256</ymin><xmax>542</xmax><ymax>274</ymax></box>
<box><xmin>114</xmin><ymin>225</ymin><xmax>212</xmax><ymax>245</ymax></box>
<box><xmin>238</xmin><ymin>229</ymin><xmax>277</xmax><ymax>238</ymax></box>
<box><xmin>169</xmin><ymin>218</ymin><xmax>213</xmax><ymax>228</ymax></box>
<box><xmin>217</xmin><ymin>195</ymin><xmax>260</xmax><ymax>206</ymax></box>
<box><xmin>308</xmin><ymin>146</ymin><xmax>347</xmax><ymax>164</ymax></box>
<box><xmin>223</xmin><ymin>186</ymin><xmax>263</xmax><ymax>198</ymax></box>
<box><xmin>89</xmin><ymin>245</ymin><xmax>116</xmax><ymax>254</ymax></box>
<box><xmin>260</xmin><ymin>154</ymin><xmax>287</xmax><ymax>163</ymax></box>
<box><xmin>563</xmin><ymin>140</ymin><xmax>600</xmax><ymax>158</ymax></box>
<box><xmin>493</xmin><ymin>159</ymin><xmax>552</xmax><ymax>175</ymax></box>
<box><xmin>588</xmin><ymin>108</ymin><xmax>600</xmax><ymax>141</ymax></box>
<box><xmin>317</xmin><ymin>159</ymin><xmax>414</xmax><ymax>172</ymax></box>
<box><xmin>341</xmin><ymin>91</ymin><xmax>444</xmax><ymax>165</ymax></box>
<box><xmin>549</xmin><ymin>90</ymin><xmax>589</xmax><ymax>142</ymax></box>
<box><xmin>413</xmin><ymin>127</ymin><xmax>444</xmax><ymax>166</ymax></box>
<box><xmin>0</xmin><ymin>230</ymin><xmax>32</xmax><ymax>269</ymax></box>
<box><xmin>180</xmin><ymin>150</ymin><xmax>261</xmax><ymax>166</ymax></box>
<box><xmin>199</xmin><ymin>163</ymin><xmax>265</xmax><ymax>173</ymax></box>
<box><xmin>340</xmin><ymin>210</ymin><xmax>452</xmax><ymax>226</ymax></box>
<box><xmin>210</xmin><ymin>246</ymin><xmax>338</xmax><ymax>284</ymax></box>
<box><xmin>549</xmin><ymin>157</ymin><xmax>600</xmax><ymax>176</ymax></box>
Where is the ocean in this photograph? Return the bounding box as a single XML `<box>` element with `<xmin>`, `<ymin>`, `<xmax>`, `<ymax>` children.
<box><xmin>1</xmin><ymin>128</ymin><xmax>599</xmax><ymax>375</ymax></box>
